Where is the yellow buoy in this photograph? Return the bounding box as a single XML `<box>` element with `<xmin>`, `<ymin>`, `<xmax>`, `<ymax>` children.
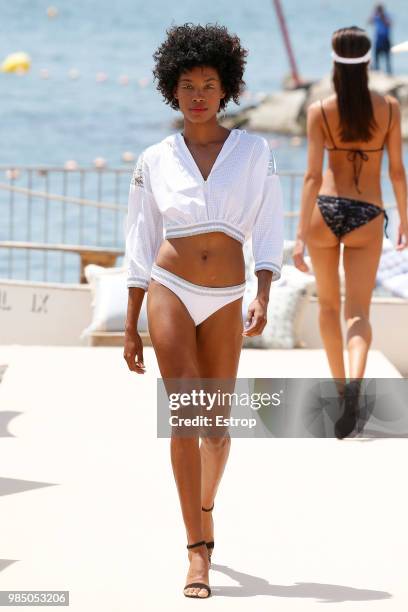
<box><xmin>1</xmin><ymin>52</ymin><xmax>32</xmax><ymax>73</ymax></box>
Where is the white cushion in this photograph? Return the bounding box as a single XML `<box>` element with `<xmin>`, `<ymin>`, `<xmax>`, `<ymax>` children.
<box><xmin>275</xmin><ymin>264</ymin><xmax>316</xmax><ymax>295</ymax></box>
<box><xmin>382</xmin><ymin>272</ymin><xmax>408</xmax><ymax>299</ymax></box>
<box><xmin>80</xmin><ymin>264</ymin><xmax>148</xmax><ymax>338</ymax></box>
<box><xmin>243</xmin><ymin>240</ymin><xmax>311</xmax><ymax>347</ymax></box>
<box><xmin>243</xmin><ymin>284</ymin><xmax>309</xmax><ymax>349</ymax></box>
<box><xmin>376</xmin><ymin>249</ymin><xmax>408</xmax><ymax>285</ymax></box>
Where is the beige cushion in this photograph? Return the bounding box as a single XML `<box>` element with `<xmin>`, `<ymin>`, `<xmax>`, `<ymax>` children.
<box><xmin>243</xmin><ymin>285</ymin><xmax>309</xmax><ymax>349</ymax></box>
<box><xmin>80</xmin><ymin>264</ymin><xmax>148</xmax><ymax>338</ymax></box>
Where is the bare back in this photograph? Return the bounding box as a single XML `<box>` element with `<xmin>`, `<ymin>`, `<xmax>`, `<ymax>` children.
<box><xmin>319</xmin><ymin>92</ymin><xmax>393</xmax><ymax>206</ymax></box>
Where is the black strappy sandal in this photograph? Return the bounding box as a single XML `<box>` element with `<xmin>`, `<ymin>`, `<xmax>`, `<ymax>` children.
<box><xmin>201</xmin><ymin>502</ymin><xmax>214</xmax><ymax>564</ymax></box>
<box><xmin>183</xmin><ymin>540</ymin><xmax>211</xmax><ymax>599</ymax></box>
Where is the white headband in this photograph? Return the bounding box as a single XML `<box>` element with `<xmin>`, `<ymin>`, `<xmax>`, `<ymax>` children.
<box><xmin>331</xmin><ymin>50</ymin><xmax>371</xmax><ymax>64</ymax></box>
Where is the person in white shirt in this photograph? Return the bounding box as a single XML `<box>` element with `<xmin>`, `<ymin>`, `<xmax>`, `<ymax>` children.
<box><xmin>123</xmin><ymin>23</ymin><xmax>284</xmax><ymax>599</ymax></box>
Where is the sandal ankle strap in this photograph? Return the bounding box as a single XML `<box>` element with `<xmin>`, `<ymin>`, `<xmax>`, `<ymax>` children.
<box><xmin>186</xmin><ymin>540</ymin><xmax>206</xmax><ymax>550</ymax></box>
<box><xmin>201</xmin><ymin>502</ymin><xmax>214</xmax><ymax>512</ymax></box>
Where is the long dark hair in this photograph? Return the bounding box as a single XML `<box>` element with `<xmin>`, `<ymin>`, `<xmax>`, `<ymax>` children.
<box><xmin>332</xmin><ymin>26</ymin><xmax>378</xmax><ymax>142</ymax></box>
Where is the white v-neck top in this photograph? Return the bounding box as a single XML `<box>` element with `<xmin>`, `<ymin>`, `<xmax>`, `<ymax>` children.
<box><xmin>125</xmin><ymin>128</ymin><xmax>284</xmax><ymax>290</ymax></box>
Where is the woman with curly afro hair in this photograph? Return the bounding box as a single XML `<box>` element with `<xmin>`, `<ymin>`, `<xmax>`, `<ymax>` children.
<box><xmin>123</xmin><ymin>23</ymin><xmax>284</xmax><ymax>598</ymax></box>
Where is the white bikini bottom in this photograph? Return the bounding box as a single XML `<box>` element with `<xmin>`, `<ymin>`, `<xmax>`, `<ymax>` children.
<box><xmin>150</xmin><ymin>263</ymin><xmax>246</xmax><ymax>326</ymax></box>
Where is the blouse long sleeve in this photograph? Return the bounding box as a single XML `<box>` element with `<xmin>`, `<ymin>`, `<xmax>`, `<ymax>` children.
<box><xmin>251</xmin><ymin>150</ymin><xmax>284</xmax><ymax>281</ymax></box>
<box><xmin>124</xmin><ymin>152</ymin><xmax>163</xmax><ymax>290</ymax></box>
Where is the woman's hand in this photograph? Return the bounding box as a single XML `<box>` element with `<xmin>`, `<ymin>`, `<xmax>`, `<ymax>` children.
<box><xmin>292</xmin><ymin>237</ymin><xmax>310</xmax><ymax>272</ymax></box>
<box><xmin>242</xmin><ymin>298</ymin><xmax>268</xmax><ymax>337</ymax></box>
<box><xmin>123</xmin><ymin>328</ymin><xmax>146</xmax><ymax>374</ymax></box>
<box><xmin>396</xmin><ymin>221</ymin><xmax>408</xmax><ymax>251</ymax></box>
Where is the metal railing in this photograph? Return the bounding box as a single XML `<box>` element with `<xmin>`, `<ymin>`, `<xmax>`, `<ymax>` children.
<box><xmin>0</xmin><ymin>166</ymin><xmax>397</xmax><ymax>284</ymax></box>
<box><xmin>0</xmin><ymin>165</ymin><xmax>130</xmax><ymax>283</ymax></box>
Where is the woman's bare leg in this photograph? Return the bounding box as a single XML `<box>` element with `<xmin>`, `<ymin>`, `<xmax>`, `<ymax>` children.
<box><xmin>341</xmin><ymin>214</ymin><xmax>384</xmax><ymax>379</ymax></box>
<box><xmin>147</xmin><ymin>280</ymin><xmax>208</xmax><ymax>597</ymax></box>
<box><xmin>306</xmin><ymin>205</ymin><xmax>346</xmax><ymax>382</ymax></box>
<box><xmin>196</xmin><ymin>297</ymin><xmax>244</xmax><ymax>551</ymax></box>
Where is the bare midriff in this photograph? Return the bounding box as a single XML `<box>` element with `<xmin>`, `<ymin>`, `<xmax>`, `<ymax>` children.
<box><xmin>155</xmin><ymin>231</ymin><xmax>246</xmax><ymax>287</ymax></box>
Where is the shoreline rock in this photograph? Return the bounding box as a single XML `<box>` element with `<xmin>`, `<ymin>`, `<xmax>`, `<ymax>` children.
<box><xmin>221</xmin><ymin>70</ymin><xmax>408</xmax><ymax>139</ymax></box>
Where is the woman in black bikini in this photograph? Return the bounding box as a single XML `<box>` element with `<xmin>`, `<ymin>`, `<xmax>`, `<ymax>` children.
<box><xmin>293</xmin><ymin>26</ymin><xmax>408</xmax><ymax>437</ymax></box>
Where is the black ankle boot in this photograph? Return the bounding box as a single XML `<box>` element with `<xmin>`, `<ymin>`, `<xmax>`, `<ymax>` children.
<box><xmin>335</xmin><ymin>380</ymin><xmax>361</xmax><ymax>439</ymax></box>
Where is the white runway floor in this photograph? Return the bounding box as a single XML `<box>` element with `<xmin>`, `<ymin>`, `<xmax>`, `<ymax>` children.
<box><xmin>0</xmin><ymin>346</ymin><xmax>406</xmax><ymax>611</ymax></box>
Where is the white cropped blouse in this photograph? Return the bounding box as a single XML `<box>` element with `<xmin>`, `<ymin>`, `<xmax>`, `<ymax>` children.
<box><xmin>125</xmin><ymin>128</ymin><xmax>284</xmax><ymax>290</ymax></box>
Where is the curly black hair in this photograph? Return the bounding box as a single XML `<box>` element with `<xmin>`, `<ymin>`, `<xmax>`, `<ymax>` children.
<box><xmin>152</xmin><ymin>23</ymin><xmax>248</xmax><ymax>111</ymax></box>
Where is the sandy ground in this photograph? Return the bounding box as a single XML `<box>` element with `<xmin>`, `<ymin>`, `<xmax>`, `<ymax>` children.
<box><xmin>0</xmin><ymin>345</ymin><xmax>406</xmax><ymax>611</ymax></box>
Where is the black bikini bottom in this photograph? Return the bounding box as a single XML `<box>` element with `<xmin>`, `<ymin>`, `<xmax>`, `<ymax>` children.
<box><xmin>316</xmin><ymin>195</ymin><xmax>389</xmax><ymax>239</ymax></box>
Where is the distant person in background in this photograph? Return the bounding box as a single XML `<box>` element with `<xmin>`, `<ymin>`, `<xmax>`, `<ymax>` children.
<box><xmin>369</xmin><ymin>3</ymin><xmax>392</xmax><ymax>74</ymax></box>
<box><xmin>293</xmin><ymin>26</ymin><xmax>407</xmax><ymax>438</ymax></box>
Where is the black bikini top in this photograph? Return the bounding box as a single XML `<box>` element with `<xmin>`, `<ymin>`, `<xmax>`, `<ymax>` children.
<box><xmin>320</xmin><ymin>98</ymin><xmax>393</xmax><ymax>194</ymax></box>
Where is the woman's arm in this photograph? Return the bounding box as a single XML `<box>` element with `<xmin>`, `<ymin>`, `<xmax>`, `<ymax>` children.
<box><xmin>123</xmin><ymin>152</ymin><xmax>163</xmax><ymax>372</ymax></box>
<box><xmin>244</xmin><ymin>150</ymin><xmax>284</xmax><ymax>337</ymax></box>
<box><xmin>125</xmin><ymin>153</ymin><xmax>163</xmax><ymax>291</ymax></box>
<box><xmin>386</xmin><ymin>96</ymin><xmax>408</xmax><ymax>250</ymax></box>
<box><xmin>124</xmin><ymin>287</ymin><xmax>146</xmax><ymax>374</ymax></box>
<box><xmin>293</xmin><ymin>102</ymin><xmax>324</xmax><ymax>271</ymax></box>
